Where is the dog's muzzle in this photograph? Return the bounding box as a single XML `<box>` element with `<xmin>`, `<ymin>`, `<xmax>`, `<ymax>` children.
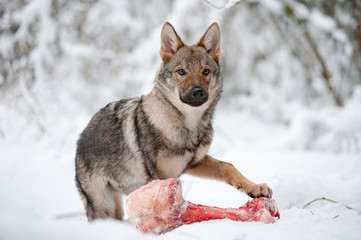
<box><xmin>180</xmin><ymin>87</ymin><xmax>208</xmax><ymax>107</ymax></box>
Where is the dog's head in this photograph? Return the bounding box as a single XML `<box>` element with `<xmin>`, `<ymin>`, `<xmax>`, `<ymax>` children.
<box><xmin>156</xmin><ymin>22</ymin><xmax>222</xmax><ymax>108</ymax></box>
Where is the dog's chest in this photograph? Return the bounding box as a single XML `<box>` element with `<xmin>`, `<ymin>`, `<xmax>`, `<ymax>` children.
<box><xmin>157</xmin><ymin>144</ymin><xmax>210</xmax><ymax>178</ymax></box>
<box><xmin>157</xmin><ymin>151</ymin><xmax>193</xmax><ymax>178</ymax></box>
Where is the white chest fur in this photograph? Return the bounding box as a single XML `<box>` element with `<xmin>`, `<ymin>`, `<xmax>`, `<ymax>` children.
<box><xmin>157</xmin><ymin>151</ymin><xmax>193</xmax><ymax>178</ymax></box>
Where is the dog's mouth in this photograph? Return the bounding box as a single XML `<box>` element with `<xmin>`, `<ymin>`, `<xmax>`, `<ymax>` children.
<box><xmin>179</xmin><ymin>87</ymin><xmax>208</xmax><ymax>107</ymax></box>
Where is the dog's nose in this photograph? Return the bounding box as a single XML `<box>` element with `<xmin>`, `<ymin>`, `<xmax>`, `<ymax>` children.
<box><xmin>180</xmin><ymin>86</ymin><xmax>208</xmax><ymax>107</ymax></box>
<box><xmin>190</xmin><ymin>87</ymin><xmax>207</xmax><ymax>99</ymax></box>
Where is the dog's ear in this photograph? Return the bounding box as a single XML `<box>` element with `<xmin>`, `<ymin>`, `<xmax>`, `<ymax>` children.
<box><xmin>198</xmin><ymin>23</ymin><xmax>221</xmax><ymax>63</ymax></box>
<box><xmin>160</xmin><ymin>22</ymin><xmax>184</xmax><ymax>62</ymax></box>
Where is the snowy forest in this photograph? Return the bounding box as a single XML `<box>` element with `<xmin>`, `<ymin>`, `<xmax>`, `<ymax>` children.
<box><xmin>0</xmin><ymin>0</ymin><xmax>360</xmax><ymax>239</ymax></box>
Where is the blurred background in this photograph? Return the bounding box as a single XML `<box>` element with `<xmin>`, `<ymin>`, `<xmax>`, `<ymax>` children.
<box><xmin>1</xmin><ymin>0</ymin><xmax>361</xmax><ymax>151</ymax></box>
<box><xmin>1</xmin><ymin>1</ymin><xmax>361</xmax><ymax>239</ymax></box>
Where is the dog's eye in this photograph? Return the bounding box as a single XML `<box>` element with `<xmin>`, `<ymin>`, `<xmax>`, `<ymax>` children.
<box><xmin>177</xmin><ymin>69</ymin><xmax>186</xmax><ymax>75</ymax></box>
<box><xmin>202</xmin><ymin>69</ymin><xmax>210</xmax><ymax>76</ymax></box>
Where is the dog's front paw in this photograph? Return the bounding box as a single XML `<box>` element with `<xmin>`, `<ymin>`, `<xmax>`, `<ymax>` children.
<box><xmin>246</xmin><ymin>183</ymin><xmax>273</xmax><ymax>198</ymax></box>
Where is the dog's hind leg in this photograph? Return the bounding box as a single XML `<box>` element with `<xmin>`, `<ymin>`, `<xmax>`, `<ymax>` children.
<box><xmin>76</xmin><ymin>174</ymin><xmax>124</xmax><ymax>221</ymax></box>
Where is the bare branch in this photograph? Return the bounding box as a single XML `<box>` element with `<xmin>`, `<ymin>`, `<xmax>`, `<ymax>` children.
<box><xmin>281</xmin><ymin>2</ymin><xmax>344</xmax><ymax>107</ymax></box>
<box><xmin>303</xmin><ymin>197</ymin><xmax>360</xmax><ymax>214</ymax></box>
<box><xmin>203</xmin><ymin>0</ymin><xmax>242</xmax><ymax>9</ymax></box>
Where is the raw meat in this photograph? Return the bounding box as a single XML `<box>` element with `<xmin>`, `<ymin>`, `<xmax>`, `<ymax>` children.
<box><xmin>126</xmin><ymin>178</ymin><xmax>280</xmax><ymax>234</ymax></box>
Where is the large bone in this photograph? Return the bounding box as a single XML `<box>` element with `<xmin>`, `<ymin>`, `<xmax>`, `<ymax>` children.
<box><xmin>126</xmin><ymin>178</ymin><xmax>280</xmax><ymax>234</ymax></box>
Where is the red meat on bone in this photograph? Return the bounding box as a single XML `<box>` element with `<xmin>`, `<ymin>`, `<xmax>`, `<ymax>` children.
<box><xmin>126</xmin><ymin>178</ymin><xmax>280</xmax><ymax>234</ymax></box>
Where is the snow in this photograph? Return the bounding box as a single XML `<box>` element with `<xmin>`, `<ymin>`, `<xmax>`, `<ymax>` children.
<box><xmin>1</xmin><ymin>107</ymin><xmax>361</xmax><ymax>239</ymax></box>
<box><xmin>1</xmin><ymin>0</ymin><xmax>361</xmax><ymax>239</ymax></box>
<box><xmin>309</xmin><ymin>9</ymin><xmax>336</xmax><ymax>32</ymax></box>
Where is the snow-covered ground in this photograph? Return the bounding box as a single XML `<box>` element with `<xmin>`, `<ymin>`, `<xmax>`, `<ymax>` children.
<box><xmin>1</xmin><ymin>0</ymin><xmax>361</xmax><ymax>239</ymax></box>
<box><xmin>1</xmin><ymin>108</ymin><xmax>360</xmax><ymax>240</ymax></box>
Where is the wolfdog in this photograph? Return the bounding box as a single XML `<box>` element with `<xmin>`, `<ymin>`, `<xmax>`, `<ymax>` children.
<box><xmin>75</xmin><ymin>22</ymin><xmax>272</xmax><ymax>221</ymax></box>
